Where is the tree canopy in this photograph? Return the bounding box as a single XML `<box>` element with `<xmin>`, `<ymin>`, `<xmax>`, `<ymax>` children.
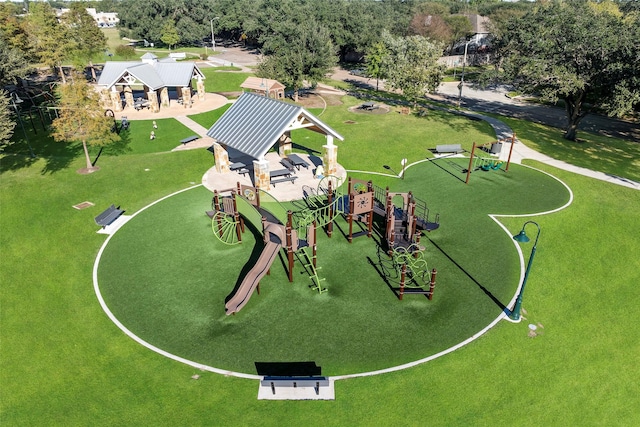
<box><xmin>26</xmin><ymin>2</ymin><xmax>71</xmax><ymax>82</ymax></box>
<box><xmin>257</xmin><ymin>17</ymin><xmax>337</xmax><ymax>100</ymax></box>
<box><xmin>51</xmin><ymin>76</ymin><xmax>120</xmax><ymax>173</ymax></box>
<box><xmin>381</xmin><ymin>31</ymin><xmax>445</xmax><ymax>107</ymax></box>
<box><xmin>493</xmin><ymin>1</ymin><xmax>640</xmax><ymax>141</ymax></box>
<box><xmin>0</xmin><ymin>91</ymin><xmax>17</xmax><ymax>147</ymax></box>
<box><xmin>62</xmin><ymin>2</ymin><xmax>107</xmax><ymax>80</ymax></box>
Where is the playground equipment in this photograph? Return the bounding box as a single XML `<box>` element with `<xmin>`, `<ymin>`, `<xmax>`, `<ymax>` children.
<box><xmin>464</xmin><ymin>135</ymin><xmax>516</xmax><ymax>184</ymax></box>
<box><xmin>208</xmin><ymin>177</ymin><xmax>442</xmax><ymax>313</ymax></box>
<box><xmin>377</xmin><ymin>245</ymin><xmax>438</xmax><ymax>300</ymax></box>
<box><xmin>208</xmin><ymin>183</ymin><xmax>323</xmax><ymax>315</ymax></box>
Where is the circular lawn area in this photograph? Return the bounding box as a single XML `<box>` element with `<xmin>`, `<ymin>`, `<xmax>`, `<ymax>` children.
<box><xmin>96</xmin><ymin>160</ymin><xmax>570</xmax><ymax>376</ymax></box>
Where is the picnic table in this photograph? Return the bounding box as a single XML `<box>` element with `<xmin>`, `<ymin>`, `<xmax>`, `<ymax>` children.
<box><xmin>270</xmin><ymin>168</ymin><xmax>298</xmax><ymax>186</ymax></box>
<box><xmin>287</xmin><ymin>153</ymin><xmax>310</xmax><ymax>170</ymax></box>
<box><xmin>134</xmin><ymin>100</ymin><xmax>150</xmax><ymax>110</ymax></box>
<box><xmin>270</xmin><ymin>169</ymin><xmax>292</xmax><ymax>179</ymax></box>
<box><xmin>230</xmin><ymin>162</ymin><xmax>250</xmax><ymax>176</ymax></box>
<box><xmin>360</xmin><ymin>102</ymin><xmax>376</xmax><ymax>110</ymax></box>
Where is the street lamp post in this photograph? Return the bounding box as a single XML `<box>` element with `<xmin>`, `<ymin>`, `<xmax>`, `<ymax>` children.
<box><xmin>457</xmin><ymin>40</ymin><xmax>471</xmax><ymax>108</ymax></box>
<box><xmin>508</xmin><ymin>221</ymin><xmax>541</xmax><ymax>322</ymax></box>
<box><xmin>210</xmin><ymin>17</ymin><xmax>220</xmax><ymax>52</ymax></box>
<box><xmin>10</xmin><ymin>94</ymin><xmax>35</xmax><ymax>158</ymax></box>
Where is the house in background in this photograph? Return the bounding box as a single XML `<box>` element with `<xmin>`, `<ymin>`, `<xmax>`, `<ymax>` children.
<box><xmin>452</xmin><ymin>14</ymin><xmax>492</xmax><ymax>54</ymax></box>
<box><xmin>55</xmin><ymin>7</ymin><xmax>119</xmax><ymax>27</ymax></box>
<box><xmin>86</xmin><ymin>8</ymin><xmax>119</xmax><ymax>27</ymax></box>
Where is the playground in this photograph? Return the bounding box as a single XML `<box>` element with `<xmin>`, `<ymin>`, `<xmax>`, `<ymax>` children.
<box><xmin>96</xmin><ymin>154</ymin><xmax>570</xmax><ymax>376</ymax></box>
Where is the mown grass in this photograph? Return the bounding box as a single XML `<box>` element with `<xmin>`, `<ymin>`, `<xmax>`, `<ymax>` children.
<box><xmin>200</xmin><ymin>68</ymin><xmax>253</xmax><ymax>93</ymax></box>
<box><xmin>498</xmin><ymin>116</ymin><xmax>640</xmax><ymax>182</ymax></box>
<box><xmin>2</xmin><ymin>86</ymin><xmax>639</xmax><ymax>425</ymax></box>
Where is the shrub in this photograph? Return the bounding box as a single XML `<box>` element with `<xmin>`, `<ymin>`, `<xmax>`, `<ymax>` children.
<box><xmin>115</xmin><ymin>45</ymin><xmax>136</xmax><ymax>59</ymax></box>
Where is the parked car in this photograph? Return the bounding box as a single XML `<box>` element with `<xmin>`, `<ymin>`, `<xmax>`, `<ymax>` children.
<box><xmin>349</xmin><ymin>68</ymin><xmax>366</xmax><ymax>77</ymax></box>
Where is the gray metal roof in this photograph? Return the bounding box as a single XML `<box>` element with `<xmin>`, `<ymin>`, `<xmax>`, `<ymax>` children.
<box><xmin>206</xmin><ymin>92</ymin><xmax>343</xmax><ymax>160</ymax></box>
<box><xmin>97</xmin><ymin>57</ymin><xmax>204</xmax><ymax>90</ymax></box>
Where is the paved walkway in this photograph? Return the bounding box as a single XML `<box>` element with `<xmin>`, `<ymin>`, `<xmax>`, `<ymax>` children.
<box><xmin>452</xmin><ymin>109</ymin><xmax>640</xmax><ymax>190</ymax></box>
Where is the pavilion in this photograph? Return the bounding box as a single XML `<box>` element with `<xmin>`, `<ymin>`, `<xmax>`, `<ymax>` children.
<box><xmin>206</xmin><ymin>92</ymin><xmax>343</xmax><ymax>191</ymax></box>
<box><xmin>97</xmin><ymin>53</ymin><xmax>206</xmax><ymax>113</ymax></box>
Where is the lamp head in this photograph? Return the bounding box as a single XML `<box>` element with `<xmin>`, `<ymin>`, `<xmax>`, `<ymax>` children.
<box><xmin>513</xmin><ymin>229</ymin><xmax>530</xmax><ymax>243</ymax></box>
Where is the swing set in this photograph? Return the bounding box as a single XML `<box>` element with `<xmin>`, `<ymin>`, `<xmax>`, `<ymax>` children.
<box><xmin>464</xmin><ymin>134</ymin><xmax>516</xmax><ymax>184</ymax></box>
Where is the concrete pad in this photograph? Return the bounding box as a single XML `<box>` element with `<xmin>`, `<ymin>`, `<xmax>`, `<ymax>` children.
<box><xmin>202</xmin><ymin>152</ymin><xmax>347</xmax><ymax>202</ymax></box>
<box><xmin>257</xmin><ymin>378</ymin><xmax>335</xmax><ymax>400</ymax></box>
<box><xmin>96</xmin><ymin>215</ymin><xmax>132</xmax><ymax>235</ymax></box>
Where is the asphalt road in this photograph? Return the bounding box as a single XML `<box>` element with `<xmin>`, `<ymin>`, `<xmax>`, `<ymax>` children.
<box><xmin>431</xmin><ymin>82</ymin><xmax>640</xmax><ymax>143</ymax></box>
<box><xmin>205</xmin><ymin>46</ymin><xmax>640</xmax><ymax>143</ymax></box>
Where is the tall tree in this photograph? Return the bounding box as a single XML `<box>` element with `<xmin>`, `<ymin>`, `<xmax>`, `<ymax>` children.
<box><xmin>257</xmin><ymin>19</ymin><xmax>337</xmax><ymax>101</ymax></box>
<box><xmin>160</xmin><ymin>19</ymin><xmax>180</xmax><ymax>51</ymax></box>
<box><xmin>0</xmin><ymin>33</ymin><xmax>33</xmax><ymax>87</ymax></box>
<box><xmin>50</xmin><ymin>75</ymin><xmax>120</xmax><ymax>173</ymax></box>
<box><xmin>62</xmin><ymin>2</ymin><xmax>107</xmax><ymax>81</ymax></box>
<box><xmin>26</xmin><ymin>2</ymin><xmax>73</xmax><ymax>83</ymax></box>
<box><xmin>0</xmin><ymin>91</ymin><xmax>17</xmax><ymax>147</ymax></box>
<box><xmin>494</xmin><ymin>1</ymin><xmax>640</xmax><ymax>140</ymax></box>
<box><xmin>382</xmin><ymin>31</ymin><xmax>445</xmax><ymax>108</ymax></box>
<box><xmin>365</xmin><ymin>41</ymin><xmax>389</xmax><ymax>92</ymax></box>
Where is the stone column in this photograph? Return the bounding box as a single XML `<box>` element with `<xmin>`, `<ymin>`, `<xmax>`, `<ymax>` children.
<box><xmin>100</xmin><ymin>89</ymin><xmax>111</xmax><ymax>108</ymax></box>
<box><xmin>160</xmin><ymin>87</ymin><xmax>169</xmax><ymax>107</ymax></box>
<box><xmin>109</xmin><ymin>87</ymin><xmax>122</xmax><ymax>112</ymax></box>
<box><xmin>253</xmin><ymin>158</ymin><xmax>270</xmax><ymax>192</ymax></box>
<box><xmin>147</xmin><ymin>89</ymin><xmax>159</xmax><ymax>113</ymax></box>
<box><xmin>278</xmin><ymin>132</ymin><xmax>292</xmax><ymax>157</ymax></box>
<box><xmin>182</xmin><ymin>86</ymin><xmax>192</xmax><ymax>108</ymax></box>
<box><xmin>123</xmin><ymin>87</ymin><xmax>134</xmax><ymax>109</ymax></box>
<box><xmin>323</xmin><ymin>144</ymin><xmax>338</xmax><ymax>176</ymax></box>
<box><xmin>212</xmin><ymin>142</ymin><xmax>230</xmax><ymax>173</ymax></box>
<box><xmin>196</xmin><ymin>78</ymin><xmax>205</xmax><ymax>101</ymax></box>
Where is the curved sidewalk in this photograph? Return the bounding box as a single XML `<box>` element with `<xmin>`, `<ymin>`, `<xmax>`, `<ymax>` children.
<box><xmin>457</xmin><ymin>110</ymin><xmax>640</xmax><ymax>190</ymax></box>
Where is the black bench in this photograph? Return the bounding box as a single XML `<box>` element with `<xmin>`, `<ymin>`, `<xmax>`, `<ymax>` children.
<box><xmin>261</xmin><ymin>376</ymin><xmax>330</xmax><ymax>396</ymax></box>
<box><xmin>180</xmin><ymin>135</ymin><xmax>199</xmax><ymax>145</ymax></box>
<box><xmin>271</xmin><ymin>176</ymin><xmax>298</xmax><ymax>187</ymax></box>
<box><xmin>95</xmin><ymin>204</ymin><xmax>124</xmax><ymax>228</ymax></box>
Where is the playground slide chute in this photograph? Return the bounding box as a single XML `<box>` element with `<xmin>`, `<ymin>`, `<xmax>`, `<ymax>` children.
<box><xmin>224</xmin><ymin>223</ymin><xmax>286</xmax><ymax>315</ymax></box>
<box><xmin>224</xmin><ymin>240</ymin><xmax>281</xmax><ymax>315</ymax></box>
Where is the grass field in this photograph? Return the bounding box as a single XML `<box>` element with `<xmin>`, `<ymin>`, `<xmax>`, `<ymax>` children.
<box><xmin>2</xmin><ymin>83</ymin><xmax>639</xmax><ymax>425</ymax></box>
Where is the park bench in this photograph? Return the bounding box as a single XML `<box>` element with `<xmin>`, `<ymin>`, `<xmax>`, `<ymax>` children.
<box><xmin>260</xmin><ymin>376</ymin><xmax>330</xmax><ymax>396</ymax></box>
<box><xmin>271</xmin><ymin>175</ymin><xmax>298</xmax><ymax>187</ymax></box>
<box><xmin>434</xmin><ymin>144</ymin><xmax>463</xmax><ymax>154</ymax></box>
<box><xmin>180</xmin><ymin>135</ymin><xmax>199</xmax><ymax>145</ymax></box>
<box><xmin>95</xmin><ymin>204</ymin><xmax>124</xmax><ymax>228</ymax></box>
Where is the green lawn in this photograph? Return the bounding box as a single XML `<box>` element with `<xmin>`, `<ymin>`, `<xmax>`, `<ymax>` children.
<box><xmin>2</xmin><ymin>90</ymin><xmax>639</xmax><ymax>425</ymax></box>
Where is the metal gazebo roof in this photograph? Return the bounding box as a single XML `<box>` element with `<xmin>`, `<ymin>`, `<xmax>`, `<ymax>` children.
<box><xmin>206</xmin><ymin>92</ymin><xmax>343</xmax><ymax>160</ymax></box>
